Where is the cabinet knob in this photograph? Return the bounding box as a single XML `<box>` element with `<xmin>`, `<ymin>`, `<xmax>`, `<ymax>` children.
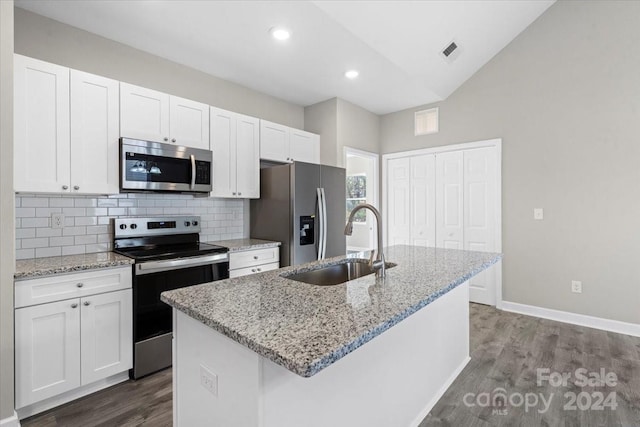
<box><xmin>62</xmin><ymin>185</ymin><xmax>69</xmax><ymax>190</ymax></box>
<box><xmin>251</xmin><ymin>268</ymin><xmax>256</xmax><ymax>273</ymax></box>
<box><xmin>257</xmin><ymin>268</ymin><xmax>261</xmax><ymax>272</ymax></box>
<box><xmin>71</xmin><ymin>303</ymin><xmax>78</xmax><ymax>309</ymax></box>
<box><xmin>83</xmin><ymin>301</ymin><xmax>91</xmax><ymax>306</ymax></box>
<box><xmin>232</xmin><ymin>192</ymin><xmax>236</xmax><ymax>196</ymax></box>
<box><xmin>253</xmin><ymin>256</ymin><xmax>258</xmax><ymax>260</ymax></box>
<box><xmin>74</xmin><ymin>185</ymin><xmax>80</xmax><ymax>190</ymax></box>
<box><xmin>172</xmin><ymin>138</ymin><xmax>176</xmax><ymax>143</ymax></box>
<box><xmin>164</xmin><ymin>137</ymin><xmax>169</xmax><ymax>142</ymax></box>
<box><xmin>286</xmin><ymin>157</ymin><xmax>290</xmax><ymax>161</ymax></box>
<box><xmin>76</xmin><ymin>283</ymin><xmax>84</xmax><ymax>288</ymax></box>
<box><xmin>238</xmin><ymin>192</ymin><xmax>242</xmax><ymax>196</ymax></box>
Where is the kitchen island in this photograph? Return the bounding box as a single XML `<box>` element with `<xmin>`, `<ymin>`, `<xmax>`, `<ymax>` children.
<box><xmin>161</xmin><ymin>245</ymin><xmax>501</xmax><ymax>427</ymax></box>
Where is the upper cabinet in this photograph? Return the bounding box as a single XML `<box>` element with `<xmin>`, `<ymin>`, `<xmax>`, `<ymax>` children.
<box><xmin>14</xmin><ymin>55</ymin><xmax>119</xmax><ymax>195</ymax></box>
<box><xmin>260</xmin><ymin>120</ymin><xmax>320</xmax><ymax>164</ymax></box>
<box><xmin>120</xmin><ymin>83</ymin><xmax>209</xmax><ymax>150</ymax></box>
<box><xmin>210</xmin><ymin>107</ymin><xmax>260</xmax><ymax>198</ymax></box>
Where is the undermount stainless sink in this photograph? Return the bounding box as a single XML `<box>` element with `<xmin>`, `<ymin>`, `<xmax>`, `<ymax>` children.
<box><xmin>283</xmin><ymin>259</ymin><xmax>395</xmax><ymax>286</ymax></box>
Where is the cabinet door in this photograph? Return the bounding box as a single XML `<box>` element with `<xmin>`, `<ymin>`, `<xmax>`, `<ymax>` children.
<box><xmin>70</xmin><ymin>70</ymin><xmax>120</xmax><ymax>195</ymax></box>
<box><xmin>436</xmin><ymin>151</ymin><xmax>464</xmax><ymax>249</ymax></box>
<box><xmin>169</xmin><ymin>96</ymin><xmax>210</xmax><ymax>150</ymax></box>
<box><xmin>80</xmin><ymin>289</ymin><xmax>133</xmax><ymax>385</ymax></box>
<box><xmin>210</xmin><ymin>107</ymin><xmax>236</xmax><ymax>198</ymax></box>
<box><xmin>260</xmin><ymin>120</ymin><xmax>290</xmax><ymax>163</ymax></box>
<box><xmin>386</xmin><ymin>158</ymin><xmax>411</xmax><ymax>246</ymax></box>
<box><xmin>15</xmin><ymin>299</ymin><xmax>81</xmax><ymax>408</ymax></box>
<box><xmin>235</xmin><ymin>114</ymin><xmax>260</xmax><ymax>198</ymax></box>
<box><xmin>120</xmin><ymin>82</ymin><xmax>170</xmax><ymax>143</ymax></box>
<box><xmin>14</xmin><ymin>54</ymin><xmax>70</xmax><ymax>193</ymax></box>
<box><xmin>410</xmin><ymin>155</ymin><xmax>436</xmax><ymax>247</ymax></box>
<box><xmin>290</xmin><ymin>129</ymin><xmax>320</xmax><ymax>164</ymax></box>
<box><xmin>464</xmin><ymin>147</ymin><xmax>498</xmax><ymax>305</ymax></box>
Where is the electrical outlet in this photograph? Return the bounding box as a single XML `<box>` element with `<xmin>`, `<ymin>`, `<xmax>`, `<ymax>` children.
<box><xmin>534</xmin><ymin>208</ymin><xmax>544</xmax><ymax>220</ymax></box>
<box><xmin>571</xmin><ymin>280</ymin><xmax>582</xmax><ymax>294</ymax></box>
<box><xmin>51</xmin><ymin>213</ymin><xmax>65</xmax><ymax>229</ymax></box>
<box><xmin>200</xmin><ymin>365</ymin><xmax>218</xmax><ymax>396</ymax></box>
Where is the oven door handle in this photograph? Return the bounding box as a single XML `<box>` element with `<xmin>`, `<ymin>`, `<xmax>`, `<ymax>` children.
<box><xmin>190</xmin><ymin>154</ymin><xmax>196</xmax><ymax>190</ymax></box>
<box><xmin>136</xmin><ymin>253</ymin><xmax>229</xmax><ymax>275</ymax></box>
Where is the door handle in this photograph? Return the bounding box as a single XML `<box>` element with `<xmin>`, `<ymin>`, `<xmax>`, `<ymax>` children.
<box><xmin>316</xmin><ymin>188</ymin><xmax>324</xmax><ymax>261</ymax></box>
<box><xmin>190</xmin><ymin>154</ymin><xmax>196</xmax><ymax>189</ymax></box>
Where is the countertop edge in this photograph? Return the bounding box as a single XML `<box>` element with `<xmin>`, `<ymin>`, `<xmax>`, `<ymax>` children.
<box><xmin>162</xmin><ymin>253</ymin><xmax>502</xmax><ymax>378</ymax></box>
<box><xmin>14</xmin><ymin>254</ymin><xmax>134</xmax><ymax>280</ymax></box>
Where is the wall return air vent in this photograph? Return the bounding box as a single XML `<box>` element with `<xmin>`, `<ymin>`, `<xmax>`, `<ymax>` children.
<box><xmin>415</xmin><ymin>108</ymin><xmax>439</xmax><ymax>136</ymax></box>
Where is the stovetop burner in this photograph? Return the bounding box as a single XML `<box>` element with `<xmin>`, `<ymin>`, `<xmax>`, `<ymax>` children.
<box><xmin>112</xmin><ymin>216</ymin><xmax>228</xmax><ymax>263</ymax></box>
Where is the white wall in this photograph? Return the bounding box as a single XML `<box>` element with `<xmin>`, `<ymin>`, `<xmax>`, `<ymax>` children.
<box><xmin>380</xmin><ymin>0</ymin><xmax>640</xmax><ymax>324</ymax></box>
<box><xmin>15</xmin><ymin>194</ymin><xmax>244</xmax><ymax>259</ymax></box>
<box><xmin>304</xmin><ymin>98</ymin><xmax>338</xmax><ymax>166</ymax></box>
<box><xmin>0</xmin><ymin>0</ymin><xmax>14</xmax><ymax>420</ymax></box>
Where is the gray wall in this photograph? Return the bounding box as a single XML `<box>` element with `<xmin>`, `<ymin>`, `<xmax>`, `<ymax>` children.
<box><xmin>304</xmin><ymin>98</ymin><xmax>338</xmax><ymax>166</ymax></box>
<box><xmin>0</xmin><ymin>1</ymin><xmax>15</xmax><ymax>420</ymax></box>
<box><xmin>380</xmin><ymin>0</ymin><xmax>640</xmax><ymax>324</ymax></box>
<box><xmin>305</xmin><ymin>97</ymin><xmax>380</xmax><ymax>167</ymax></box>
<box><xmin>14</xmin><ymin>8</ymin><xmax>304</xmax><ymax>128</ymax></box>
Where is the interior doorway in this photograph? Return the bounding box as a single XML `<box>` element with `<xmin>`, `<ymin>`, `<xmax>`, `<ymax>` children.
<box><xmin>344</xmin><ymin>147</ymin><xmax>379</xmax><ymax>253</ymax></box>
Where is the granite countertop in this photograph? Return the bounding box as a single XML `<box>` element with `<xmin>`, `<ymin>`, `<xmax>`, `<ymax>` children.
<box><xmin>161</xmin><ymin>245</ymin><xmax>502</xmax><ymax>378</ymax></box>
<box><xmin>15</xmin><ymin>252</ymin><xmax>134</xmax><ymax>280</ymax></box>
<box><xmin>207</xmin><ymin>238</ymin><xmax>281</xmax><ymax>252</ymax></box>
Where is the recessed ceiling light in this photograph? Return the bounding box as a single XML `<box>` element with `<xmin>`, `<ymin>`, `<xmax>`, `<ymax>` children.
<box><xmin>345</xmin><ymin>70</ymin><xmax>359</xmax><ymax>79</ymax></box>
<box><xmin>270</xmin><ymin>27</ymin><xmax>291</xmax><ymax>41</ymax></box>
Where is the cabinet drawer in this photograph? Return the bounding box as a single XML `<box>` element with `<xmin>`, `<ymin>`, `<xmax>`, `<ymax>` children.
<box><xmin>229</xmin><ymin>262</ymin><xmax>280</xmax><ymax>279</ymax></box>
<box><xmin>229</xmin><ymin>247</ymin><xmax>279</xmax><ymax>270</ymax></box>
<box><xmin>15</xmin><ymin>266</ymin><xmax>132</xmax><ymax>308</ymax></box>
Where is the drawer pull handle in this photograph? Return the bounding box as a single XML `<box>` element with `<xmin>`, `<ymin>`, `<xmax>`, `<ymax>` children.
<box><xmin>83</xmin><ymin>301</ymin><xmax>91</xmax><ymax>306</ymax></box>
<box><xmin>71</xmin><ymin>303</ymin><xmax>78</xmax><ymax>309</ymax></box>
<box><xmin>76</xmin><ymin>283</ymin><xmax>84</xmax><ymax>288</ymax></box>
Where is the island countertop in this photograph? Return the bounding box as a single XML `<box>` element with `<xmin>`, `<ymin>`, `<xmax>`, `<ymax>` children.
<box><xmin>161</xmin><ymin>245</ymin><xmax>501</xmax><ymax>377</ymax></box>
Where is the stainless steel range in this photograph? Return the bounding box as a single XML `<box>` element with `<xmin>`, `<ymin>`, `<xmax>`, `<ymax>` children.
<box><xmin>113</xmin><ymin>216</ymin><xmax>229</xmax><ymax>379</ymax></box>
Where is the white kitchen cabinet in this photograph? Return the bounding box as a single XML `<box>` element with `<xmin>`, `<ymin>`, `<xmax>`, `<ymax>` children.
<box><xmin>229</xmin><ymin>246</ymin><xmax>280</xmax><ymax>278</ymax></box>
<box><xmin>210</xmin><ymin>107</ymin><xmax>260</xmax><ymax>198</ymax></box>
<box><xmin>80</xmin><ymin>289</ymin><xmax>133</xmax><ymax>385</ymax></box>
<box><xmin>15</xmin><ymin>267</ymin><xmax>133</xmax><ymax>414</ymax></box>
<box><xmin>260</xmin><ymin>120</ymin><xmax>320</xmax><ymax>164</ymax></box>
<box><xmin>14</xmin><ymin>54</ymin><xmax>70</xmax><ymax>193</ymax></box>
<box><xmin>70</xmin><ymin>70</ymin><xmax>120</xmax><ymax>194</ymax></box>
<box><xmin>120</xmin><ymin>82</ymin><xmax>209</xmax><ymax>149</ymax></box>
<box><xmin>15</xmin><ymin>298</ymin><xmax>81</xmax><ymax>408</ymax></box>
<box><xmin>14</xmin><ymin>55</ymin><xmax>119</xmax><ymax>195</ymax></box>
<box><xmin>290</xmin><ymin>129</ymin><xmax>320</xmax><ymax>164</ymax></box>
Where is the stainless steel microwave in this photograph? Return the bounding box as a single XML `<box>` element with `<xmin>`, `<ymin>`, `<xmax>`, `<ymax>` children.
<box><xmin>120</xmin><ymin>138</ymin><xmax>212</xmax><ymax>194</ymax></box>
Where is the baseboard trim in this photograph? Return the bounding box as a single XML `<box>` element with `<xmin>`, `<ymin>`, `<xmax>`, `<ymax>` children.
<box><xmin>410</xmin><ymin>356</ymin><xmax>471</xmax><ymax>427</ymax></box>
<box><xmin>0</xmin><ymin>411</ymin><xmax>21</xmax><ymax>427</ymax></box>
<box><xmin>501</xmin><ymin>301</ymin><xmax>640</xmax><ymax>337</ymax></box>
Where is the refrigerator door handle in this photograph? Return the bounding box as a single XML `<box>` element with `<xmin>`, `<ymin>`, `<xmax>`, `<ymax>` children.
<box><xmin>320</xmin><ymin>187</ymin><xmax>328</xmax><ymax>259</ymax></box>
<box><xmin>316</xmin><ymin>188</ymin><xmax>324</xmax><ymax>260</ymax></box>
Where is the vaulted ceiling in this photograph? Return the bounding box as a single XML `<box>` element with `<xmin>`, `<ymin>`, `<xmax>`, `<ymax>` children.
<box><xmin>16</xmin><ymin>0</ymin><xmax>555</xmax><ymax>114</ymax></box>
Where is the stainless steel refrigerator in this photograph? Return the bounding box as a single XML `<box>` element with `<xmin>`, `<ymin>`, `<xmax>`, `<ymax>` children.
<box><xmin>250</xmin><ymin>162</ymin><xmax>346</xmax><ymax>267</ymax></box>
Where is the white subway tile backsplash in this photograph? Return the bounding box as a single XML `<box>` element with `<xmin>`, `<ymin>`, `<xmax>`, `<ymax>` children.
<box><xmin>16</xmin><ymin>194</ymin><xmax>246</xmax><ymax>260</ymax></box>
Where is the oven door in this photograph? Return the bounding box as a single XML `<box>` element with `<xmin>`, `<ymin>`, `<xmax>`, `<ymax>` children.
<box><xmin>132</xmin><ymin>253</ymin><xmax>228</xmax><ymax>378</ymax></box>
<box><xmin>120</xmin><ymin>137</ymin><xmax>212</xmax><ymax>193</ymax></box>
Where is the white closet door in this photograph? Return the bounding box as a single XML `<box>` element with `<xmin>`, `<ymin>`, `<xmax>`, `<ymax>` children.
<box><xmin>387</xmin><ymin>158</ymin><xmax>411</xmax><ymax>246</ymax></box>
<box><xmin>464</xmin><ymin>147</ymin><xmax>498</xmax><ymax>305</ymax></box>
<box><xmin>436</xmin><ymin>151</ymin><xmax>464</xmax><ymax>249</ymax></box>
<box><xmin>410</xmin><ymin>155</ymin><xmax>436</xmax><ymax>247</ymax></box>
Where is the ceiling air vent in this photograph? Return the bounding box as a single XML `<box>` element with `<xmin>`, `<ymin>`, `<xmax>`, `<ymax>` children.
<box><xmin>441</xmin><ymin>39</ymin><xmax>462</xmax><ymax>63</ymax></box>
<box><xmin>415</xmin><ymin>108</ymin><xmax>439</xmax><ymax>136</ymax></box>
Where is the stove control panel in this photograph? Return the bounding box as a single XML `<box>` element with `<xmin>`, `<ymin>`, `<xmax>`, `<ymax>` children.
<box><xmin>113</xmin><ymin>216</ymin><xmax>202</xmax><ymax>238</ymax></box>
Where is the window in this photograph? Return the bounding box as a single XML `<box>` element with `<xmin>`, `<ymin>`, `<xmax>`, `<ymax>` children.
<box><xmin>346</xmin><ymin>175</ymin><xmax>367</xmax><ymax>222</ymax></box>
<box><xmin>414</xmin><ymin>107</ymin><xmax>439</xmax><ymax>135</ymax></box>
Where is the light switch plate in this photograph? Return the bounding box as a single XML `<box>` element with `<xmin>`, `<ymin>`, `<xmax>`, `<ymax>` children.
<box><xmin>533</xmin><ymin>208</ymin><xmax>544</xmax><ymax>220</ymax></box>
<box><xmin>200</xmin><ymin>365</ymin><xmax>218</xmax><ymax>396</ymax></box>
<box><xmin>571</xmin><ymin>280</ymin><xmax>582</xmax><ymax>293</ymax></box>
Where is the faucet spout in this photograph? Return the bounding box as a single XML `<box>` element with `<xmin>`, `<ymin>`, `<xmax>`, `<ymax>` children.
<box><xmin>345</xmin><ymin>203</ymin><xmax>385</xmax><ymax>278</ymax></box>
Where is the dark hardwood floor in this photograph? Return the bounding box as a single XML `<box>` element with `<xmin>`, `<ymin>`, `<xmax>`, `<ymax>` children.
<box><xmin>23</xmin><ymin>304</ymin><xmax>640</xmax><ymax>426</ymax></box>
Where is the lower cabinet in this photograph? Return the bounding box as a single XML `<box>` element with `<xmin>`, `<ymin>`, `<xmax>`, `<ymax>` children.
<box><xmin>15</xmin><ymin>268</ymin><xmax>132</xmax><ymax>412</ymax></box>
<box><xmin>229</xmin><ymin>246</ymin><xmax>280</xmax><ymax>278</ymax></box>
